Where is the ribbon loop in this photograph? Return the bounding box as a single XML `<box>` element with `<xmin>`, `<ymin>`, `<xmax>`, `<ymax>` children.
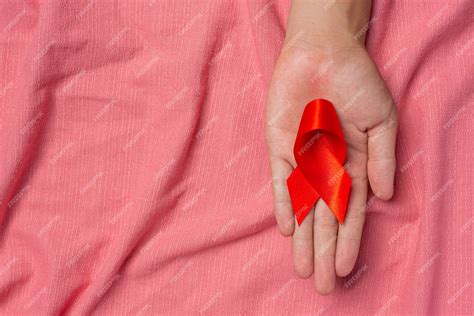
<box><xmin>287</xmin><ymin>99</ymin><xmax>351</xmax><ymax>224</ymax></box>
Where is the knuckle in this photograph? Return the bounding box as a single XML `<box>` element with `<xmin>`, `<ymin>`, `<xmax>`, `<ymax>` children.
<box><xmin>343</xmin><ymin>209</ymin><xmax>366</xmax><ymax>227</ymax></box>
<box><xmin>292</xmin><ymin>233</ymin><xmax>313</xmax><ymax>242</ymax></box>
<box><xmin>274</xmin><ymin>201</ymin><xmax>293</xmax><ymax>217</ymax></box>
<box><xmin>314</xmin><ymin>215</ymin><xmax>337</xmax><ymax>231</ymax></box>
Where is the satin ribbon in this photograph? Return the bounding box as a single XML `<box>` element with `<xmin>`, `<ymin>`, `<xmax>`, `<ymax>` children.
<box><xmin>287</xmin><ymin>99</ymin><xmax>351</xmax><ymax>225</ymax></box>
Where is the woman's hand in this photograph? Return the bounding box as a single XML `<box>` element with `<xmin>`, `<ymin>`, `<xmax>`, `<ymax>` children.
<box><xmin>265</xmin><ymin>0</ymin><xmax>398</xmax><ymax>295</ymax></box>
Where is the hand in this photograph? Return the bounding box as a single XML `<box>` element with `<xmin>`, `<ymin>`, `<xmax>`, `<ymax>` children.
<box><xmin>265</xmin><ymin>43</ymin><xmax>398</xmax><ymax>294</ymax></box>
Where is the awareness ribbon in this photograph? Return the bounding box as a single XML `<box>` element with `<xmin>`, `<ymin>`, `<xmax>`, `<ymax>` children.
<box><xmin>287</xmin><ymin>99</ymin><xmax>351</xmax><ymax>225</ymax></box>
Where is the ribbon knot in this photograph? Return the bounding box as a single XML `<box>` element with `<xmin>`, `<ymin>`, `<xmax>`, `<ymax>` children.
<box><xmin>287</xmin><ymin>99</ymin><xmax>351</xmax><ymax>225</ymax></box>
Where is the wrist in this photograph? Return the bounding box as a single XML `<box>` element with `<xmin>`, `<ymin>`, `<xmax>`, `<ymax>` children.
<box><xmin>284</xmin><ymin>0</ymin><xmax>372</xmax><ymax>52</ymax></box>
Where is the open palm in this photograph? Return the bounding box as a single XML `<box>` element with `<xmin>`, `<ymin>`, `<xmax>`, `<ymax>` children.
<box><xmin>265</xmin><ymin>46</ymin><xmax>398</xmax><ymax>295</ymax></box>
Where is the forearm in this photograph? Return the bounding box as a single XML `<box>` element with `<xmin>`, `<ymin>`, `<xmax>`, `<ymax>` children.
<box><xmin>285</xmin><ymin>0</ymin><xmax>373</xmax><ymax>50</ymax></box>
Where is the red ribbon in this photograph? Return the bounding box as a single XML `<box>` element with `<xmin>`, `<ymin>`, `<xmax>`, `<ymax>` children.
<box><xmin>287</xmin><ymin>99</ymin><xmax>351</xmax><ymax>225</ymax></box>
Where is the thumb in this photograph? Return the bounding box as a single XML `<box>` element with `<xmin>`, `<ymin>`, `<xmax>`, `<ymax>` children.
<box><xmin>367</xmin><ymin>106</ymin><xmax>398</xmax><ymax>200</ymax></box>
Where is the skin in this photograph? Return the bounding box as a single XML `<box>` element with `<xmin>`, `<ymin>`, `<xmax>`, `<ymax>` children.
<box><xmin>265</xmin><ymin>0</ymin><xmax>398</xmax><ymax>295</ymax></box>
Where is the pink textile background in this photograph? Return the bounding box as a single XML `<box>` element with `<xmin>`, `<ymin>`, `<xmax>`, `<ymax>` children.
<box><xmin>0</xmin><ymin>0</ymin><xmax>472</xmax><ymax>314</ymax></box>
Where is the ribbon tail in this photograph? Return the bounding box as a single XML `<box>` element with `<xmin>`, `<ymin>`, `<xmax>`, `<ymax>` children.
<box><xmin>325</xmin><ymin>170</ymin><xmax>351</xmax><ymax>224</ymax></box>
<box><xmin>287</xmin><ymin>167</ymin><xmax>319</xmax><ymax>225</ymax></box>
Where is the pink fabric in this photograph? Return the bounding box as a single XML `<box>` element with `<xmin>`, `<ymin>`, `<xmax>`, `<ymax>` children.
<box><xmin>0</xmin><ymin>0</ymin><xmax>472</xmax><ymax>314</ymax></box>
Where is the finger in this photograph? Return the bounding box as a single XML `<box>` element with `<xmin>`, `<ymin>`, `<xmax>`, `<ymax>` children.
<box><xmin>313</xmin><ymin>199</ymin><xmax>338</xmax><ymax>295</ymax></box>
<box><xmin>335</xmin><ymin>175</ymin><xmax>368</xmax><ymax>277</ymax></box>
<box><xmin>292</xmin><ymin>207</ymin><xmax>314</xmax><ymax>278</ymax></box>
<box><xmin>270</xmin><ymin>158</ymin><xmax>295</xmax><ymax>236</ymax></box>
<box><xmin>367</xmin><ymin>106</ymin><xmax>398</xmax><ymax>200</ymax></box>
